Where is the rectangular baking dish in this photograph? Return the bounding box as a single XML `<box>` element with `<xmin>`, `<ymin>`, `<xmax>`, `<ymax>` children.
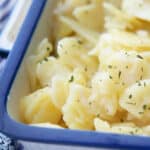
<box><xmin>1</xmin><ymin>0</ymin><xmax>150</xmax><ymax>149</ymax></box>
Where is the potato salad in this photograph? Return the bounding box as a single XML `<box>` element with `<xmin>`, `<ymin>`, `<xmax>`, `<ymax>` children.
<box><xmin>20</xmin><ymin>0</ymin><xmax>150</xmax><ymax>136</ymax></box>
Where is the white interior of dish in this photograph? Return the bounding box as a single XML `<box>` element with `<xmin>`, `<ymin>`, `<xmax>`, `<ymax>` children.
<box><xmin>7</xmin><ymin>0</ymin><xmax>58</xmax><ymax>122</ymax></box>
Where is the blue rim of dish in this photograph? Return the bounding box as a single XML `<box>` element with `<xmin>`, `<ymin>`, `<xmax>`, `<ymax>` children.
<box><xmin>0</xmin><ymin>0</ymin><xmax>150</xmax><ymax>149</ymax></box>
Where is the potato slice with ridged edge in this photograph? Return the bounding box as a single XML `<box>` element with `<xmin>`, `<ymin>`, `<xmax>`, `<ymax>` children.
<box><xmin>36</xmin><ymin>57</ymin><xmax>70</xmax><ymax>87</ymax></box>
<box><xmin>62</xmin><ymin>84</ymin><xmax>94</xmax><ymax>130</ymax></box>
<box><xmin>94</xmin><ymin>118</ymin><xmax>144</xmax><ymax>135</ymax></box>
<box><xmin>120</xmin><ymin>80</ymin><xmax>150</xmax><ymax>120</ymax></box>
<box><xmin>57</xmin><ymin>37</ymin><xmax>98</xmax><ymax>79</ymax></box>
<box><xmin>20</xmin><ymin>87</ymin><xmax>61</xmax><ymax>124</ymax></box>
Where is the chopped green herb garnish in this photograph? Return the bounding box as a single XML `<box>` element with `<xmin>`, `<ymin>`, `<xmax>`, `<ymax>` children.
<box><xmin>69</xmin><ymin>75</ymin><xmax>74</xmax><ymax>82</ymax></box>
<box><xmin>130</xmin><ymin>131</ymin><xmax>134</xmax><ymax>135</ymax></box>
<box><xmin>109</xmin><ymin>75</ymin><xmax>113</xmax><ymax>79</ymax></box>
<box><xmin>126</xmin><ymin>66</ymin><xmax>129</xmax><ymax>69</ymax></box>
<box><xmin>141</xmin><ymin>67</ymin><xmax>143</xmax><ymax>72</ymax></box>
<box><xmin>118</xmin><ymin>71</ymin><xmax>122</xmax><ymax>79</ymax></box>
<box><xmin>139</xmin><ymin>112</ymin><xmax>144</xmax><ymax>114</ymax></box>
<box><xmin>44</xmin><ymin>58</ymin><xmax>48</xmax><ymax>61</ymax></box>
<box><xmin>77</xmin><ymin>40</ymin><xmax>83</xmax><ymax>44</ymax></box>
<box><xmin>88</xmin><ymin>102</ymin><xmax>92</xmax><ymax>105</ymax></box>
<box><xmin>143</xmin><ymin>105</ymin><xmax>147</xmax><ymax>110</ymax></box>
<box><xmin>47</xmin><ymin>47</ymin><xmax>50</xmax><ymax>51</ymax></box>
<box><xmin>86</xmin><ymin>0</ymin><xmax>91</xmax><ymax>4</ymax></box>
<box><xmin>129</xmin><ymin>94</ymin><xmax>132</xmax><ymax>99</ymax></box>
<box><xmin>144</xmin><ymin>82</ymin><xmax>146</xmax><ymax>87</ymax></box>
<box><xmin>96</xmin><ymin>114</ymin><xmax>100</xmax><ymax>117</ymax></box>
<box><xmin>108</xmin><ymin>65</ymin><xmax>112</xmax><ymax>69</ymax></box>
<box><xmin>135</xmin><ymin>129</ymin><xmax>139</xmax><ymax>133</ymax></box>
<box><xmin>127</xmin><ymin>102</ymin><xmax>136</xmax><ymax>105</ymax></box>
<box><xmin>89</xmin><ymin>86</ymin><xmax>92</xmax><ymax>88</ymax></box>
<box><xmin>84</xmin><ymin>67</ymin><xmax>88</xmax><ymax>72</ymax></box>
<box><xmin>138</xmin><ymin>82</ymin><xmax>141</xmax><ymax>86</ymax></box>
<box><xmin>137</xmin><ymin>55</ymin><xmax>143</xmax><ymax>59</ymax></box>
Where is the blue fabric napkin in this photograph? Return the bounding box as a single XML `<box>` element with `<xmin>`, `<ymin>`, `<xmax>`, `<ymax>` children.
<box><xmin>0</xmin><ymin>58</ymin><xmax>17</xmax><ymax>149</ymax></box>
<box><xmin>0</xmin><ymin>133</ymin><xmax>17</xmax><ymax>150</ymax></box>
<box><xmin>0</xmin><ymin>0</ymin><xmax>17</xmax><ymax>149</ymax></box>
<box><xmin>0</xmin><ymin>0</ymin><xmax>16</xmax><ymax>33</ymax></box>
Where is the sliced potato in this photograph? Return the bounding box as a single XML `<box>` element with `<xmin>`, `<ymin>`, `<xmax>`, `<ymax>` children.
<box><xmin>57</xmin><ymin>37</ymin><xmax>98</xmax><ymax>78</ymax></box>
<box><xmin>26</xmin><ymin>39</ymin><xmax>53</xmax><ymax>90</ymax></box>
<box><xmin>62</xmin><ymin>84</ymin><xmax>94</xmax><ymax>130</ymax></box>
<box><xmin>20</xmin><ymin>87</ymin><xmax>61</xmax><ymax>124</ymax></box>
<box><xmin>59</xmin><ymin>16</ymin><xmax>99</xmax><ymax>44</ymax></box>
<box><xmin>50</xmin><ymin>76</ymin><xmax>69</xmax><ymax>110</ymax></box>
<box><xmin>36</xmin><ymin>57</ymin><xmax>70</xmax><ymax>87</ymax></box>
<box><xmin>94</xmin><ymin>118</ymin><xmax>144</xmax><ymax>135</ymax></box>
<box><xmin>120</xmin><ymin>80</ymin><xmax>150</xmax><ymax>121</ymax></box>
<box><xmin>73</xmin><ymin>3</ymin><xmax>104</xmax><ymax>31</ymax></box>
<box><xmin>100</xmin><ymin>30</ymin><xmax>150</xmax><ymax>51</ymax></box>
<box><xmin>122</xmin><ymin>0</ymin><xmax>150</xmax><ymax>22</ymax></box>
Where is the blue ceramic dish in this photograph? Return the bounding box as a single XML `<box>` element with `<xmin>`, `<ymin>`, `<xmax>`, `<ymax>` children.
<box><xmin>0</xmin><ymin>0</ymin><xmax>150</xmax><ymax>149</ymax></box>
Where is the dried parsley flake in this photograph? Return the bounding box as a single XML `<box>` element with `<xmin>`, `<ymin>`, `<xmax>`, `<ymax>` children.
<box><xmin>69</xmin><ymin>75</ymin><xmax>74</xmax><ymax>82</ymax></box>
